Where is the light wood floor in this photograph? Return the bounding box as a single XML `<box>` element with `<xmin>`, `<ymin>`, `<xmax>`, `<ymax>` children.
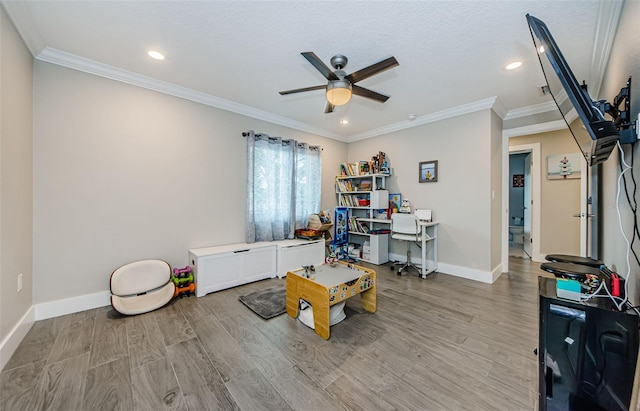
<box><xmin>1</xmin><ymin>257</ymin><xmax>550</xmax><ymax>411</ymax></box>
<box><xmin>509</xmin><ymin>242</ymin><xmax>530</xmax><ymax>259</ymax></box>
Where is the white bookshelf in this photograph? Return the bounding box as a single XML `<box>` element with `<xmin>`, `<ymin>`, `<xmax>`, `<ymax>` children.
<box><xmin>335</xmin><ymin>173</ymin><xmax>390</xmax><ymax>264</ymax></box>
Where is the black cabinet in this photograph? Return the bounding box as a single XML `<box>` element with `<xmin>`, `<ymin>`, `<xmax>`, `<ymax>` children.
<box><xmin>539</xmin><ymin>277</ymin><xmax>639</xmax><ymax>411</ymax></box>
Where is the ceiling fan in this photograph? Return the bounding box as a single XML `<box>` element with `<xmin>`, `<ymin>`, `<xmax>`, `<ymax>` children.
<box><xmin>279</xmin><ymin>52</ymin><xmax>399</xmax><ymax>113</ymax></box>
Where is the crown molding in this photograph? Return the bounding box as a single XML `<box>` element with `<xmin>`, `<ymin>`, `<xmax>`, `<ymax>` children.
<box><xmin>347</xmin><ymin>97</ymin><xmax>500</xmax><ymax>142</ymax></box>
<box><xmin>588</xmin><ymin>0</ymin><xmax>625</xmax><ymax>98</ymax></box>
<box><xmin>504</xmin><ymin>101</ymin><xmax>558</xmax><ymax>120</ymax></box>
<box><xmin>1</xmin><ymin>0</ymin><xmax>46</xmax><ymax>55</ymax></box>
<box><xmin>35</xmin><ymin>47</ymin><xmax>345</xmax><ymax>142</ymax></box>
<box><xmin>504</xmin><ymin>103</ymin><xmax>580</xmax><ymax>138</ymax></box>
<box><xmin>503</xmin><ymin>119</ymin><xmax>568</xmax><ymax>139</ymax></box>
<box><xmin>490</xmin><ymin>97</ymin><xmax>508</xmax><ymax>120</ymax></box>
<box><xmin>502</xmin><ymin>120</ymin><xmax>567</xmax><ymax>138</ymax></box>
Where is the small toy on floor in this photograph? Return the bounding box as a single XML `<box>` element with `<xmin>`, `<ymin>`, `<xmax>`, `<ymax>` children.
<box><xmin>171</xmin><ymin>265</ymin><xmax>195</xmax><ymax>297</ymax></box>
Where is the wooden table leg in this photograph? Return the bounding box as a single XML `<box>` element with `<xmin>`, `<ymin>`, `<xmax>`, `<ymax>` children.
<box><xmin>360</xmin><ymin>286</ymin><xmax>377</xmax><ymax>313</ymax></box>
<box><xmin>285</xmin><ymin>276</ymin><xmax>299</xmax><ymax>319</ymax></box>
<box><xmin>311</xmin><ymin>299</ymin><xmax>331</xmax><ymax>340</ymax></box>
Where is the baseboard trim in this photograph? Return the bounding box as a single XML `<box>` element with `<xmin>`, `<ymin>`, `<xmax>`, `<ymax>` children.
<box><xmin>438</xmin><ymin>262</ymin><xmax>496</xmax><ymax>284</ymax></box>
<box><xmin>388</xmin><ymin>253</ymin><xmax>496</xmax><ymax>283</ymax></box>
<box><xmin>1</xmin><ymin>291</ymin><xmax>124</xmax><ymax>370</ymax></box>
<box><xmin>34</xmin><ymin>291</ymin><xmax>111</xmax><ymax>321</ymax></box>
<box><xmin>0</xmin><ymin>306</ymin><xmax>35</xmax><ymax>371</ymax></box>
<box><xmin>491</xmin><ymin>263</ymin><xmax>504</xmax><ymax>283</ymax></box>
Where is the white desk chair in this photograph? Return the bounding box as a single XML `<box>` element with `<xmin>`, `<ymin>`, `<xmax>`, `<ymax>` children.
<box><xmin>391</xmin><ymin>213</ymin><xmax>422</xmax><ymax>276</ymax></box>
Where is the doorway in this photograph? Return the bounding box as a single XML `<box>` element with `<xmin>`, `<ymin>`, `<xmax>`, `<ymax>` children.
<box><xmin>509</xmin><ymin>152</ymin><xmax>532</xmax><ymax>259</ymax></box>
<box><xmin>503</xmin><ymin>140</ymin><xmax>588</xmax><ymax>272</ymax></box>
<box><xmin>503</xmin><ymin>141</ymin><xmax>542</xmax><ymax>272</ymax></box>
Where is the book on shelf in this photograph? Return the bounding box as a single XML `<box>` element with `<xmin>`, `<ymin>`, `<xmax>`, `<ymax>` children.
<box><xmin>359</xmin><ymin>160</ymin><xmax>375</xmax><ymax>175</ymax></box>
<box><xmin>339</xmin><ymin>161</ymin><xmax>392</xmax><ymax>177</ymax></box>
<box><xmin>340</xmin><ymin>195</ymin><xmax>362</xmax><ymax>207</ymax></box>
<box><xmin>346</xmin><ymin>162</ymin><xmax>358</xmax><ymax>176</ymax></box>
<box><xmin>336</xmin><ymin>180</ymin><xmax>355</xmax><ymax>192</ymax></box>
<box><xmin>339</xmin><ymin>162</ymin><xmax>379</xmax><ymax>176</ymax></box>
<box><xmin>359</xmin><ymin>180</ymin><xmax>372</xmax><ymax>191</ymax></box>
<box><xmin>357</xmin><ymin>221</ymin><xmax>370</xmax><ymax>233</ymax></box>
<box><xmin>348</xmin><ymin>216</ymin><xmax>358</xmax><ymax>232</ymax></box>
<box><xmin>347</xmin><ymin>217</ymin><xmax>371</xmax><ymax>234</ymax></box>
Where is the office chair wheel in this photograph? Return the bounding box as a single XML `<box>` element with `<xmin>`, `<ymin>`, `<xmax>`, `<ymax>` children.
<box><xmin>397</xmin><ymin>268</ymin><xmax>403</xmax><ymax>276</ymax></box>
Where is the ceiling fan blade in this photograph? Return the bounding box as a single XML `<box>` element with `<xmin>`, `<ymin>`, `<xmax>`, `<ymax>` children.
<box><xmin>301</xmin><ymin>52</ymin><xmax>339</xmax><ymax>81</ymax></box>
<box><xmin>325</xmin><ymin>102</ymin><xmax>335</xmax><ymax>114</ymax></box>
<box><xmin>352</xmin><ymin>85</ymin><xmax>390</xmax><ymax>103</ymax></box>
<box><xmin>279</xmin><ymin>85</ymin><xmax>326</xmax><ymax>95</ymax></box>
<box><xmin>345</xmin><ymin>56</ymin><xmax>399</xmax><ymax>84</ymax></box>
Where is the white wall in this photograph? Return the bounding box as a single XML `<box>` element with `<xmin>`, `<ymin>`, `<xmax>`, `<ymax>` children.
<box><xmin>599</xmin><ymin>0</ymin><xmax>640</xmax><ymax>304</ymax></box>
<box><xmin>33</xmin><ymin>61</ymin><xmax>345</xmax><ymax>305</ymax></box>
<box><xmin>347</xmin><ymin>109</ymin><xmax>498</xmax><ymax>281</ymax></box>
<box><xmin>0</xmin><ymin>6</ymin><xmax>34</xmax><ymax>365</ymax></box>
<box><xmin>490</xmin><ymin>110</ymin><xmax>503</xmax><ymax>272</ymax></box>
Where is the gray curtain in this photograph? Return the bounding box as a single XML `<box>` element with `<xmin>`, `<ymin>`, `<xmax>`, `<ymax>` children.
<box><xmin>245</xmin><ymin>131</ymin><xmax>321</xmax><ymax>243</ymax></box>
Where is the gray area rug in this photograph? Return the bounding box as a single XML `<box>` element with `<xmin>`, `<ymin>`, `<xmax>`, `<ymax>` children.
<box><xmin>238</xmin><ymin>285</ymin><xmax>286</xmax><ymax>320</ymax></box>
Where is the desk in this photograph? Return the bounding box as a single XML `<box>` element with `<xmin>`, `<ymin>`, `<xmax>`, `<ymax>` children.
<box><xmin>285</xmin><ymin>262</ymin><xmax>376</xmax><ymax>339</ymax></box>
<box><xmin>419</xmin><ymin>221</ymin><xmax>438</xmax><ymax>279</ymax></box>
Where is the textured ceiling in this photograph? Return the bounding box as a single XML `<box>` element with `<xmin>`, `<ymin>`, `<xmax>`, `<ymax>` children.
<box><xmin>3</xmin><ymin>0</ymin><xmax>623</xmax><ymax>141</ymax></box>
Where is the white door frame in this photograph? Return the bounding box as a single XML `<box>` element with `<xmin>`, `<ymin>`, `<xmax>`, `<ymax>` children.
<box><xmin>579</xmin><ymin>159</ymin><xmax>588</xmax><ymax>256</ymax></box>
<box><xmin>502</xmin><ymin>142</ymin><xmax>542</xmax><ymax>272</ymax></box>
<box><xmin>523</xmin><ymin>152</ymin><xmax>532</xmax><ymax>257</ymax></box>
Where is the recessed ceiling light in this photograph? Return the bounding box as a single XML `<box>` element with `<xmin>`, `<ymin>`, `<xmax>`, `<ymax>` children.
<box><xmin>147</xmin><ymin>50</ymin><xmax>165</xmax><ymax>61</ymax></box>
<box><xmin>505</xmin><ymin>61</ymin><xmax>522</xmax><ymax>70</ymax></box>
<box><xmin>340</xmin><ymin>119</ymin><xmax>349</xmax><ymax>125</ymax></box>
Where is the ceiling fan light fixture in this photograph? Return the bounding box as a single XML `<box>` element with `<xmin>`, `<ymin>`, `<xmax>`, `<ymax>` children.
<box><xmin>147</xmin><ymin>50</ymin><xmax>165</xmax><ymax>60</ymax></box>
<box><xmin>279</xmin><ymin>52</ymin><xmax>398</xmax><ymax>113</ymax></box>
<box><xmin>326</xmin><ymin>80</ymin><xmax>352</xmax><ymax>106</ymax></box>
<box><xmin>505</xmin><ymin>61</ymin><xmax>522</xmax><ymax>70</ymax></box>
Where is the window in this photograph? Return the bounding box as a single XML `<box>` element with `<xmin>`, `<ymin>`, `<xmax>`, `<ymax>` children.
<box><xmin>245</xmin><ymin>131</ymin><xmax>321</xmax><ymax>242</ymax></box>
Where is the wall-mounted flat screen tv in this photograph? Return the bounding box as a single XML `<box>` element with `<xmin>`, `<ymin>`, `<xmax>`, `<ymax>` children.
<box><xmin>527</xmin><ymin>14</ymin><xmax>619</xmax><ymax>166</ymax></box>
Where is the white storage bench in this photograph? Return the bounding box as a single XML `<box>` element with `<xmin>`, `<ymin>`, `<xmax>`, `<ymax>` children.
<box><xmin>275</xmin><ymin>239</ymin><xmax>324</xmax><ymax>278</ymax></box>
<box><xmin>189</xmin><ymin>239</ymin><xmax>324</xmax><ymax>297</ymax></box>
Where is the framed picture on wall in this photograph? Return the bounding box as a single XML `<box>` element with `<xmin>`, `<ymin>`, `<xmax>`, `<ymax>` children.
<box><xmin>419</xmin><ymin>160</ymin><xmax>438</xmax><ymax>183</ymax></box>
<box><xmin>547</xmin><ymin>153</ymin><xmax>581</xmax><ymax>180</ymax></box>
<box><xmin>513</xmin><ymin>174</ymin><xmax>524</xmax><ymax>187</ymax></box>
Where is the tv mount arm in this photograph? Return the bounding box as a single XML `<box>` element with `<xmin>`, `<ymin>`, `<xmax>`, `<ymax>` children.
<box><xmin>594</xmin><ymin>77</ymin><xmax>636</xmax><ymax>144</ymax></box>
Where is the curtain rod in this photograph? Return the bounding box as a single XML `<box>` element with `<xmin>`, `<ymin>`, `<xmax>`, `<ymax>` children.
<box><xmin>241</xmin><ymin>131</ymin><xmax>323</xmax><ymax>150</ymax></box>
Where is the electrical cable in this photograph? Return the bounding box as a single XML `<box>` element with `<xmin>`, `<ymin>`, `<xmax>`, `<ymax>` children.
<box><xmin>581</xmin><ymin>278</ymin><xmax>605</xmax><ymax>302</ymax></box>
<box><xmin>622</xmin><ymin>304</ymin><xmax>640</xmax><ymax>316</ymax></box>
<box><xmin>614</xmin><ymin>142</ymin><xmax>633</xmax><ymax>311</ymax></box>
<box><xmin>618</xmin><ymin>143</ymin><xmax>640</xmax><ymax>268</ymax></box>
<box><xmin>585</xmin><ymin>281</ymin><xmax>636</xmax><ymax>313</ymax></box>
<box><xmin>630</xmin><ymin>306</ymin><xmax>640</xmax><ymax>316</ymax></box>
<box><xmin>628</xmin><ymin>143</ymin><xmax>638</xmax><ymax>221</ymax></box>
